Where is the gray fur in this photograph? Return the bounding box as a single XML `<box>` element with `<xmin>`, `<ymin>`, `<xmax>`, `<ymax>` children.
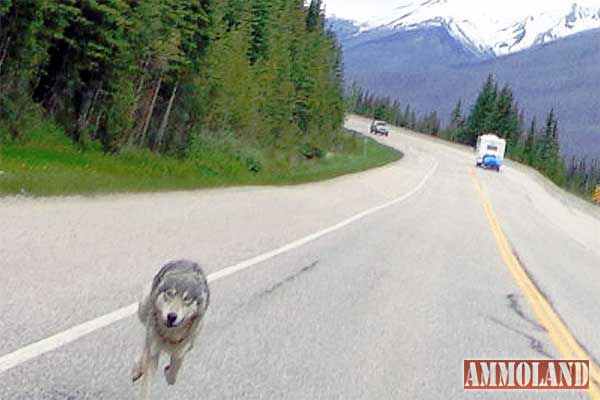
<box><xmin>152</xmin><ymin>260</ymin><xmax>210</xmax><ymax>311</ymax></box>
<box><xmin>132</xmin><ymin>259</ymin><xmax>210</xmax><ymax>400</ymax></box>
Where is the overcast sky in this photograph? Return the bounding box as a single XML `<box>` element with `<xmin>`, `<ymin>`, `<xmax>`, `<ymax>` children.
<box><xmin>323</xmin><ymin>0</ymin><xmax>398</xmax><ymax>21</ymax></box>
<box><xmin>322</xmin><ymin>0</ymin><xmax>596</xmax><ymax>22</ymax></box>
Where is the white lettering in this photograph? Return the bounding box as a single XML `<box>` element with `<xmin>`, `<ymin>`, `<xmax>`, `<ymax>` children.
<box><xmin>498</xmin><ymin>362</ymin><xmax>515</xmax><ymax>387</ymax></box>
<box><xmin>465</xmin><ymin>362</ymin><xmax>479</xmax><ymax>387</ymax></box>
<box><xmin>516</xmin><ymin>361</ymin><xmax>532</xmax><ymax>387</ymax></box>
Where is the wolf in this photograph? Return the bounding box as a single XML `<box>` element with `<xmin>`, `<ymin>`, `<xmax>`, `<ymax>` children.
<box><xmin>132</xmin><ymin>259</ymin><xmax>210</xmax><ymax>400</ymax></box>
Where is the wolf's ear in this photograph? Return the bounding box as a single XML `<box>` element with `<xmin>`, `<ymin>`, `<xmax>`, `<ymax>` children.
<box><xmin>152</xmin><ymin>263</ymin><xmax>170</xmax><ymax>290</ymax></box>
<box><xmin>152</xmin><ymin>272</ymin><xmax>162</xmax><ymax>291</ymax></box>
<box><xmin>191</xmin><ymin>262</ymin><xmax>202</xmax><ymax>275</ymax></box>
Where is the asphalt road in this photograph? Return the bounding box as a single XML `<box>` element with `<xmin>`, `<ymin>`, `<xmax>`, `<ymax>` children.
<box><xmin>1</xmin><ymin>115</ymin><xmax>599</xmax><ymax>399</ymax></box>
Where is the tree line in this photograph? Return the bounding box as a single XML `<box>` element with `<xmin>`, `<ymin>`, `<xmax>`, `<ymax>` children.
<box><xmin>346</xmin><ymin>82</ymin><xmax>441</xmax><ymax>136</ymax></box>
<box><xmin>347</xmin><ymin>75</ymin><xmax>600</xmax><ymax>196</ymax></box>
<box><xmin>0</xmin><ymin>0</ymin><xmax>345</xmax><ymax>157</ymax></box>
<box><xmin>449</xmin><ymin>75</ymin><xmax>565</xmax><ymax>184</ymax></box>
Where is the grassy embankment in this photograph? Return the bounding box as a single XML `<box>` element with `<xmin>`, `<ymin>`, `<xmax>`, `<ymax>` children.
<box><xmin>0</xmin><ymin>120</ymin><xmax>402</xmax><ymax>197</ymax></box>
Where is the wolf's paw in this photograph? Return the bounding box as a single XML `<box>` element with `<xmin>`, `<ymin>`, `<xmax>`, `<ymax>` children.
<box><xmin>131</xmin><ymin>362</ymin><xmax>143</xmax><ymax>383</ymax></box>
<box><xmin>164</xmin><ymin>365</ymin><xmax>176</xmax><ymax>385</ymax></box>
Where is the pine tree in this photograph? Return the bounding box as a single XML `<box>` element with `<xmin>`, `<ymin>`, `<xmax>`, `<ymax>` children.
<box><xmin>257</xmin><ymin>0</ymin><xmax>296</xmax><ymax>144</ymax></box>
<box><xmin>511</xmin><ymin>106</ymin><xmax>524</xmax><ymax>158</ymax></box>
<box><xmin>535</xmin><ymin>108</ymin><xmax>564</xmax><ymax>183</ymax></box>
<box><xmin>248</xmin><ymin>0</ymin><xmax>273</xmax><ymax>64</ymax></box>
<box><xmin>523</xmin><ymin>116</ymin><xmax>537</xmax><ymax>166</ymax></box>
<box><xmin>291</xmin><ymin>0</ymin><xmax>343</xmax><ymax>139</ymax></box>
<box><xmin>345</xmin><ymin>81</ymin><xmax>362</xmax><ymax>113</ymax></box>
<box><xmin>432</xmin><ymin>111</ymin><xmax>440</xmax><ymax>136</ymax></box>
<box><xmin>0</xmin><ymin>0</ymin><xmax>347</xmax><ymax>157</ymax></box>
<box><xmin>306</xmin><ymin>0</ymin><xmax>324</xmax><ymax>32</ymax></box>
<box><xmin>402</xmin><ymin>105</ymin><xmax>410</xmax><ymax>127</ymax></box>
<box><xmin>465</xmin><ymin>74</ymin><xmax>498</xmax><ymax>145</ymax></box>
<box><xmin>546</xmin><ymin>114</ymin><xmax>564</xmax><ymax>184</ymax></box>
<box><xmin>391</xmin><ymin>99</ymin><xmax>401</xmax><ymax>125</ymax></box>
<box><xmin>447</xmin><ymin>98</ymin><xmax>465</xmax><ymax>140</ymax></box>
<box><xmin>538</xmin><ymin>109</ymin><xmax>555</xmax><ymax>167</ymax></box>
<box><xmin>409</xmin><ymin>111</ymin><xmax>417</xmax><ymax>129</ymax></box>
<box><xmin>491</xmin><ymin>84</ymin><xmax>517</xmax><ymax>140</ymax></box>
<box><xmin>202</xmin><ymin>2</ymin><xmax>261</xmax><ymax>138</ymax></box>
<box><xmin>516</xmin><ymin>108</ymin><xmax>525</xmax><ymax>143</ymax></box>
<box><xmin>450</xmin><ymin>99</ymin><xmax>464</xmax><ymax>128</ymax></box>
<box><xmin>0</xmin><ymin>0</ymin><xmax>79</xmax><ymax>138</ymax></box>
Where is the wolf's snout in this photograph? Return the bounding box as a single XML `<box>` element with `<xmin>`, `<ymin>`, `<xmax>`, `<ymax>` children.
<box><xmin>166</xmin><ymin>313</ymin><xmax>178</xmax><ymax>327</ymax></box>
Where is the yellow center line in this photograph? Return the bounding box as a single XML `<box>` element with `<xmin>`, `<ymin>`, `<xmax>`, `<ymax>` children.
<box><xmin>470</xmin><ymin>170</ymin><xmax>600</xmax><ymax>398</ymax></box>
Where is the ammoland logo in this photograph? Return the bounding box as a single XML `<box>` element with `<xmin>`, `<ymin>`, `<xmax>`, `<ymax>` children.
<box><xmin>464</xmin><ymin>360</ymin><xmax>589</xmax><ymax>390</ymax></box>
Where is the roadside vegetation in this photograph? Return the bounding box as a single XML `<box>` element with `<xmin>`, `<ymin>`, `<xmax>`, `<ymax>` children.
<box><xmin>347</xmin><ymin>75</ymin><xmax>600</xmax><ymax>200</ymax></box>
<box><xmin>0</xmin><ymin>120</ymin><xmax>401</xmax><ymax>196</ymax></box>
<box><xmin>0</xmin><ymin>1</ymin><xmax>401</xmax><ymax>196</ymax></box>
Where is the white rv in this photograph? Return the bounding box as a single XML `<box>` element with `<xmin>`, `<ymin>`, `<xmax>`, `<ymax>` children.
<box><xmin>475</xmin><ymin>134</ymin><xmax>506</xmax><ymax>171</ymax></box>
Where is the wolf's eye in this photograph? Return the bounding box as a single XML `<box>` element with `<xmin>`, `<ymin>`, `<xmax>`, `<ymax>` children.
<box><xmin>164</xmin><ymin>290</ymin><xmax>176</xmax><ymax>299</ymax></box>
<box><xmin>183</xmin><ymin>296</ymin><xmax>194</xmax><ymax>305</ymax></box>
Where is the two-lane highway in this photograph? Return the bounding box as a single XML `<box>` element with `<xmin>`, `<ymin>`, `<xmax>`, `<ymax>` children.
<box><xmin>1</xmin><ymin>115</ymin><xmax>598</xmax><ymax>399</ymax></box>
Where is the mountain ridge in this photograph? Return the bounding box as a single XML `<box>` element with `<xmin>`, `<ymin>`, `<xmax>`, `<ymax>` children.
<box><xmin>332</xmin><ymin>17</ymin><xmax>600</xmax><ymax>158</ymax></box>
<box><xmin>331</xmin><ymin>0</ymin><xmax>600</xmax><ymax>56</ymax></box>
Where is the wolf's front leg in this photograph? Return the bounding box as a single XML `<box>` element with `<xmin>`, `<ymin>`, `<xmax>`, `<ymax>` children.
<box><xmin>132</xmin><ymin>333</ymin><xmax>152</xmax><ymax>383</ymax></box>
<box><xmin>132</xmin><ymin>338</ymin><xmax>149</xmax><ymax>383</ymax></box>
<box><xmin>139</xmin><ymin>349</ymin><xmax>159</xmax><ymax>400</ymax></box>
<box><xmin>165</xmin><ymin>341</ymin><xmax>194</xmax><ymax>386</ymax></box>
<box><xmin>164</xmin><ymin>353</ymin><xmax>184</xmax><ymax>385</ymax></box>
<box><xmin>131</xmin><ymin>353</ymin><xmax>144</xmax><ymax>383</ymax></box>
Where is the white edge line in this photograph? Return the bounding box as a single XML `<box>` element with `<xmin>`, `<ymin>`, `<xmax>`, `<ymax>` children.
<box><xmin>0</xmin><ymin>161</ymin><xmax>438</xmax><ymax>374</ymax></box>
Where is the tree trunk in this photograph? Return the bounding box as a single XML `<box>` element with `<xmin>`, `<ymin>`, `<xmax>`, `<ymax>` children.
<box><xmin>87</xmin><ymin>87</ymin><xmax>102</xmax><ymax>121</ymax></box>
<box><xmin>135</xmin><ymin>55</ymin><xmax>151</xmax><ymax>97</ymax></box>
<box><xmin>92</xmin><ymin>110</ymin><xmax>104</xmax><ymax>139</ymax></box>
<box><xmin>0</xmin><ymin>35</ymin><xmax>12</xmax><ymax>76</ymax></box>
<box><xmin>124</xmin><ymin>55</ymin><xmax>151</xmax><ymax>145</ymax></box>
<box><xmin>79</xmin><ymin>88</ymin><xmax>95</xmax><ymax>125</ymax></box>
<box><xmin>154</xmin><ymin>81</ymin><xmax>178</xmax><ymax>152</ymax></box>
<box><xmin>139</xmin><ymin>76</ymin><xmax>162</xmax><ymax>146</ymax></box>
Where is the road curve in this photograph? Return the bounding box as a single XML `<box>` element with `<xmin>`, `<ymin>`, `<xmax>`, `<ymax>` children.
<box><xmin>1</xmin><ymin>115</ymin><xmax>599</xmax><ymax>399</ymax></box>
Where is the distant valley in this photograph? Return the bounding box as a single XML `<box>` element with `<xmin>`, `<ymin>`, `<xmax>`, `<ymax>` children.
<box><xmin>331</xmin><ymin>14</ymin><xmax>600</xmax><ymax>158</ymax></box>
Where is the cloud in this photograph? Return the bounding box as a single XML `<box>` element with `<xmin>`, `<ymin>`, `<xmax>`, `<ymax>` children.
<box><xmin>323</xmin><ymin>0</ymin><xmax>400</xmax><ymax>21</ymax></box>
<box><xmin>323</xmin><ymin>0</ymin><xmax>594</xmax><ymax>22</ymax></box>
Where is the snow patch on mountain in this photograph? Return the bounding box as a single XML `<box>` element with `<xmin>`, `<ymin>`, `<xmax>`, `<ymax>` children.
<box><xmin>335</xmin><ymin>0</ymin><xmax>600</xmax><ymax>56</ymax></box>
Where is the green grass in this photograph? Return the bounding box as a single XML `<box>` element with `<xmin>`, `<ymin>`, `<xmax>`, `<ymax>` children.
<box><xmin>0</xmin><ymin>121</ymin><xmax>402</xmax><ymax>197</ymax></box>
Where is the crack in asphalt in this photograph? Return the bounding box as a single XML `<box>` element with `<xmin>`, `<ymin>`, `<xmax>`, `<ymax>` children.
<box><xmin>510</xmin><ymin>248</ymin><xmax>557</xmax><ymax>311</ymax></box>
<box><xmin>212</xmin><ymin>259</ymin><xmax>321</xmax><ymax>331</ymax></box>
<box><xmin>510</xmin><ymin>245</ymin><xmax>600</xmax><ymax>368</ymax></box>
<box><xmin>506</xmin><ymin>293</ymin><xmax>547</xmax><ymax>332</ymax></box>
<box><xmin>260</xmin><ymin>260</ymin><xmax>320</xmax><ymax>297</ymax></box>
<box><xmin>39</xmin><ymin>387</ymin><xmax>100</xmax><ymax>400</ymax></box>
<box><xmin>486</xmin><ymin>315</ymin><xmax>555</xmax><ymax>359</ymax></box>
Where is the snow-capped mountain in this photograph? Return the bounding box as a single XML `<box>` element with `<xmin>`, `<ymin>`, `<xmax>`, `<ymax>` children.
<box><xmin>333</xmin><ymin>0</ymin><xmax>600</xmax><ymax>56</ymax></box>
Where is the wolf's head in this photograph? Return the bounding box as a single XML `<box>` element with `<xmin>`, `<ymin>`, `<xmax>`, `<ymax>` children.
<box><xmin>152</xmin><ymin>260</ymin><xmax>210</xmax><ymax>329</ymax></box>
